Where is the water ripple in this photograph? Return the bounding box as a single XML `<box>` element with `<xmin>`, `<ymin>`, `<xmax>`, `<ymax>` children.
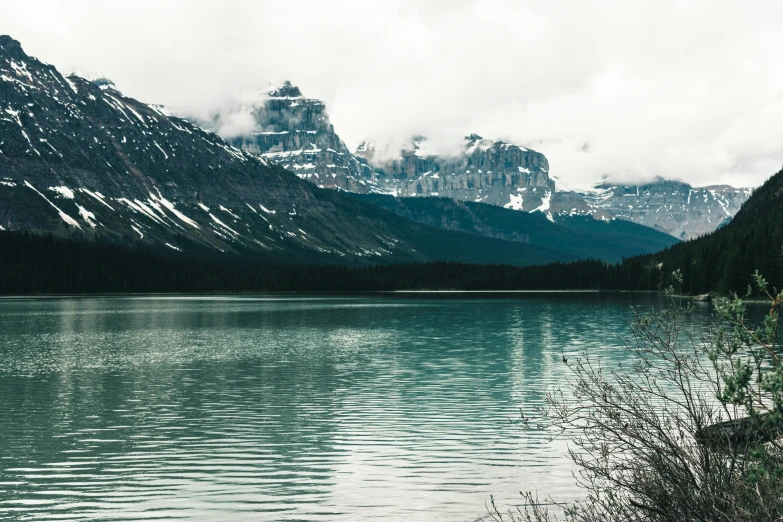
<box><xmin>0</xmin><ymin>294</ymin><xmax>697</xmax><ymax>521</ymax></box>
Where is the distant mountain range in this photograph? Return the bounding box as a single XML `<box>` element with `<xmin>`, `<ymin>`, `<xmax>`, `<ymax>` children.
<box><xmin>218</xmin><ymin>82</ymin><xmax>752</xmax><ymax>240</ymax></box>
<box><xmin>0</xmin><ymin>35</ymin><xmax>680</xmax><ymax>266</ymax></box>
<box><xmin>551</xmin><ymin>180</ymin><xmax>750</xmax><ymax>240</ymax></box>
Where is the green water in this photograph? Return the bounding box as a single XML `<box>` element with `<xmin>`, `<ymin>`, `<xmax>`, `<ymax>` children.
<box><xmin>0</xmin><ymin>293</ymin><xmax>705</xmax><ymax>521</ymax></box>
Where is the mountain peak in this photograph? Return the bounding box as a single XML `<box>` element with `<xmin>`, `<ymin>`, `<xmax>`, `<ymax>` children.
<box><xmin>89</xmin><ymin>76</ymin><xmax>119</xmax><ymax>92</ymax></box>
<box><xmin>0</xmin><ymin>35</ymin><xmax>24</xmax><ymax>57</ymax></box>
<box><xmin>67</xmin><ymin>70</ymin><xmax>121</xmax><ymax>93</ymax></box>
<box><xmin>355</xmin><ymin>141</ymin><xmax>374</xmax><ymax>154</ymax></box>
<box><xmin>463</xmin><ymin>134</ymin><xmax>496</xmax><ymax>154</ymax></box>
<box><xmin>269</xmin><ymin>81</ymin><xmax>302</xmax><ymax>98</ymax></box>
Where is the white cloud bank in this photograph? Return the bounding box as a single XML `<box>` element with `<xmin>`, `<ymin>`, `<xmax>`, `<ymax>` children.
<box><xmin>2</xmin><ymin>0</ymin><xmax>782</xmax><ymax>189</ymax></box>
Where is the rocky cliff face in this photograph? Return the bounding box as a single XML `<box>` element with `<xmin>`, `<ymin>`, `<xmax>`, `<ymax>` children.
<box><xmin>220</xmin><ymin>83</ymin><xmax>751</xmax><ymax>240</ymax></box>
<box><xmin>354</xmin><ymin>135</ymin><xmax>554</xmax><ymax>212</ymax></box>
<box><xmin>215</xmin><ymin>83</ymin><xmax>553</xmax><ymax>208</ymax></box>
<box><xmin>354</xmin><ymin>140</ymin><xmax>752</xmax><ymax>239</ymax></box>
<box><xmin>224</xmin><ymin>82</ymin><xmax>376</xmax><ymax>192</ymax></box>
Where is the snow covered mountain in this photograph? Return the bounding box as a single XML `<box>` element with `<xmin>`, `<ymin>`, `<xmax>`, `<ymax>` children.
<box><xmin>0</xmin><ymin>35</ymin><xmax>584</xmax><ymax>266</ymax></box>
<box><xmin>204</xmin><ymin>83</ymin><xmax>553</xmax><ymax>207</ymax></box>
<box><xmin>0</xmin><ymin>33</ymin><xmax>750</xmax><ymax>264</ymax></box>
<box><xmin>354</xmin><ymin>134</ymin><xmax>554</xmax><ymax>212</ymax></box>
<box><xmin>358</xmin><ymin>139</ymin><xmax>752</xmax><ymax>240</ymax></box>
<box><xmin>550</xmin><ymin>179</ymin><xmax>752</xmax><ymax>240</ymax></box>
<box><xmin>223</xmin><ymin>82</ymin><xmax>377</xmax><ymax>192</ymax></box>
<box><xmin>220</xmin><ymin>82</ymin><xmax>751</xmax><ymax>240</ymax></box>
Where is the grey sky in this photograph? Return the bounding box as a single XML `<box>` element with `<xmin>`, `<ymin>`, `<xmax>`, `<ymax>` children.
<box><xmin>3</xmin><ymin>0</ymin><xmax>782</xmax><ymax>189</ymax></box>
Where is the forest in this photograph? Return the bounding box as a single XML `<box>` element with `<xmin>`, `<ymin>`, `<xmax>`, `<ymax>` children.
<box><xmin>2</xmin><ymin>167</ymin><xmax>781</xmax><ymax>296</ymax></box>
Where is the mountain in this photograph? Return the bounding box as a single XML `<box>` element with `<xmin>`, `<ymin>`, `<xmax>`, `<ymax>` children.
<box><xmin>550</xmin><ymin>179</ymin><xmax>752</xmax><ymax>240</ymax></box>
<box><xmin>192</xmin><ymin>83</ymin><xmax>682</xmax><ymax>262</ymax></box>
<box><xmin>3</xmin><ymin>164</ymin><xmax>779</xmax><ymax>295</ymax></box>
<box><xmin>219</xmin><ymin>82</ymin><xmax>751</xmax><ymax>240</ymax></box>
<box><xmin>224</xmin><ymin>81</ymin><xmax>377</xmax><ymax>192</ymax></box>
<box><xmin>217</xmin><ymin>83</ymin><xmax>553</xmax><ymax>210</ymax></box>
<box><xmin>354</xmin><ymin>134</ymin><xmax>554</xmax><ymax>212</ymax></box>
<box><xmin>360</xmin><ymin>139</ymin><xmax>752</xmax><ymax>239</ymax></box>
<box><xmin>348</xmin><ymin>193</ymin><xmax>679</xmax><ymax>263</ymax></box>
<box><xmin>0</xmin><ymin>35</ymin><xmax>577</xmax><ymax>267</ymax></box>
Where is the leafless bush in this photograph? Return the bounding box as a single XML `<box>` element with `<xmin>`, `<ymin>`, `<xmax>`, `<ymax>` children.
<box><xmin>483</xmin><ymin>272</ymin><xmax>783</xmax><ymax>521</ymax></box>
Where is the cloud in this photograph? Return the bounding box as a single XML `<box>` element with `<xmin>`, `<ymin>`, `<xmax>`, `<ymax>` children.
<box><xmin>2</xmin><ymin>0</ymin><xmax>782</xmax><ymax>189</ymax></box>
<box><xmin>189</xmin><ymin>87</ymin><xmax>273</xmax><ymax>139</ymax></box>
<box><xmin>211</xmin><ymin>108</ymin><xmax>259</xmax><ymax>139</ymax></box>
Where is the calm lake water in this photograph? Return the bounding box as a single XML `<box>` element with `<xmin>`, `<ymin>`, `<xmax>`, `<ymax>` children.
<box><xmin>0</xmin><ymin>293</ymin><xmax>710</xmax><ymax>521</ymax></box>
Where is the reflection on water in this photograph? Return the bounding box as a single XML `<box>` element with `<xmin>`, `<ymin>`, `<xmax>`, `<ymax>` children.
<box><xmin>0</xmin><ymin>294</ymin><xmax>707</xmax><ymax>521</ymax></box>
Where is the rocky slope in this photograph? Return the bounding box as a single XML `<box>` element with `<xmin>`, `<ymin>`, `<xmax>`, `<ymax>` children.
<box><xmin>349</xmin><ymin>193</ymin><xmax>679</xmax><ymax>263</ymax></box>
<box><xmin>0</xmin><ymin>35</ymin><xmax>579</xmax><ymax>266</ymax></box>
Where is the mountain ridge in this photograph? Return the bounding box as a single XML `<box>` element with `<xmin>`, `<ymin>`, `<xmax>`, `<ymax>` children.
<box><xmin>3</xmin><ymin>34</ymin><xmax>677</xmax><ymax>267</ymax></box>
<box><xmin>0</xmin><ymin>35</ymin><xmax>579</xmax><ymax>266</ymax></box>
<box><xmin>212</xmin><ymin>79</ymin><xmax>751</xmax><ymax>239</ymax></box>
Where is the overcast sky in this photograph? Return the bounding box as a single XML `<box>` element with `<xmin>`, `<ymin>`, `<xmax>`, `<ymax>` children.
<box><xmin>3</xmin><ymin>0</ymin><xmax>782</xmax><ymax>189</ymax></box>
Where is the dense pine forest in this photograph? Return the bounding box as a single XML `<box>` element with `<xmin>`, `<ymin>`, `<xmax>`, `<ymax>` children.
<box><xmin>0</xmin><ymin>230</ymin><xmax>635</xmax><ymax>293</ymax></box>
<box><xmin>641</xmin><ymin>166</ymin><xmax>783</xmax><ymax>294</ymax></box>
<box><xmin>1</xmin><ymin>167</ymin><xmax>781</xmax><ymax>295</ymax></box>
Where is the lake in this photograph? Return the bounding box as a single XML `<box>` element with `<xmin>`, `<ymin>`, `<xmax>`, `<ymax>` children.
<box><xmin>0</xmin><ymin>293</ymin><xmax>708</xmax><ymax>521</ymax></box>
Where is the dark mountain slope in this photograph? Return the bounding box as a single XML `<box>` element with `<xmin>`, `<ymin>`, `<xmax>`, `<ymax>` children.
<box><xmin>349</xmin><ymin>193</ymin><xmax>679</xmax><ymax>263</ymax></box>
<box><xmin>1</xmin><ymin>166</ymin><xmax>777</xmax><ymax>294</ymax></box>
<box><xmin>0</xmin><ymin>35</ymin><xmax>573</xmax><ymax>267</ymax></box>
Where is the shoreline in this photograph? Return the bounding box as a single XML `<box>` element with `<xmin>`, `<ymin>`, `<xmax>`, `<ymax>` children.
<box><xmin>3</xmin><ymin>290</ymin><xmax>768</xmax><ymax>301</ymax></box>
<box><xmin>0</xmin><ymin>289</ymin><xmax>658</xmax><ymax>299</ymax></box>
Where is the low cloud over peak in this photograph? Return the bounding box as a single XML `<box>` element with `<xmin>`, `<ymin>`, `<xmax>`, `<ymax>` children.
<box><xmin>3</xmin><ymin>0</ymin><xmax>782</xmax><ymax>189</ymax></box>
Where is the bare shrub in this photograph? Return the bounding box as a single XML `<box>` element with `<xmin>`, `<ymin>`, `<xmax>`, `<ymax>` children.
<box><xmin>485</xmin><ymin>271</ymin><xmax>783</xmax><ymax>521</ymax></box>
